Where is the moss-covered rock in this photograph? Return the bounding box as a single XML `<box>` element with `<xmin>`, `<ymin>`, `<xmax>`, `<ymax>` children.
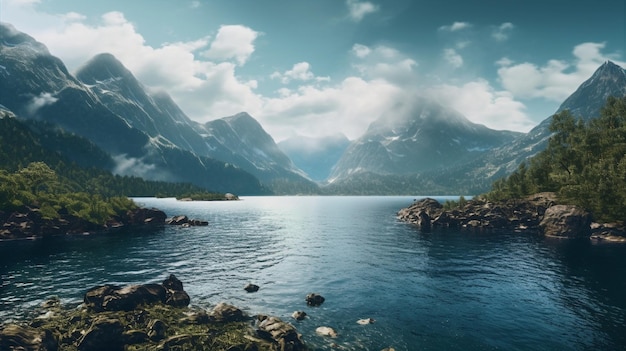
<box><xmin>0</xmin><ymin>277</ymin><xmax>307</xmax><ymax>351</ymax></box>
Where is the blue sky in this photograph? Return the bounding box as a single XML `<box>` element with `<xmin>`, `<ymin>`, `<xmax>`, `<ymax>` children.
<box><xmin>1</xmin><ymin>0</ymin><xmax>625</xmax><ymax>141</ymax></box>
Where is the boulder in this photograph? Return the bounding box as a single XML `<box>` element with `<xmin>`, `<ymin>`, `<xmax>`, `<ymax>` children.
<box><xmin>163</xmin><ymin>274</ymin><xmax>184</xmax><ymax>291</ymax></box>
<box><xmin>85</xmin><ymin>283</ymin><xmax>167</xmax><ymax>312</ymax></box>
<box><xmin>257</xmin><ymin>315</ymin><xmax>306</xmax><ymax>351</ymax></box>
<box><xmin>0</xmin><ymin>324</ymin><xmax>58</xmax><ymax>351</ymax></box>
<box><xmin>244</xmin><ymin>283</ymin><xmax>260</xmax><ymax>293</ymax></box>
<box><xmin>165</xmin><ymin>289</ymin><xmax>190</xmax><ymax>307</ymax></box>
<box><xmin>315</xmin><ymin>326</ymin><xmax>337</xmax><ymax>338</ymax></box>
<box><xmin>291</xmin><ymin>311</ymin><xmax>307</xmax><ymax>321</ymax></box>
<box><xmin>211</xmin><ymin>302</ymin><xmax>247</xmax><ymax>322</ymax></box>
<box><xmin>305</xmin><ymin>293</ymin><xmax>325</xmax><ymax>306</ymax></box>
<box><xmin>540</xmin><ymin>205</ymin><xmax>592</xmax><ymax>238</ymax></box>
<box><xmin>77</xmin><ymin>318</ymin><xmax>125</xmax><ymax>351</ymax></box>
<box><xmin>147</xmin><ymin>319</ymin><xmax>167</xmax><ymax>341</ymax></box>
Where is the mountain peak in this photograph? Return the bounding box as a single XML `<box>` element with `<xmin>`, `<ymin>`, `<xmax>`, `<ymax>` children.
<box><xmin>557</xmin><ymin>61</ymin><xmax>626</xmax><ymax>118</ymax></box>
<box><xmin>76</xmin><ymin>53</ymin><xmax>133</xmax><ymax>84</ymax></box>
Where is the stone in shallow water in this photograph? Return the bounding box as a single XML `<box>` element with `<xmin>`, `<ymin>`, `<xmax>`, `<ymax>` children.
<box><xmin>305</xmin><ymin>293</ymin><xmax>325</xmax><ymax>306</ymax></box>
<box><xmin>315</xmin><ymin>326</ymin><xmax>337</xmax><ymax>337</ymax></box>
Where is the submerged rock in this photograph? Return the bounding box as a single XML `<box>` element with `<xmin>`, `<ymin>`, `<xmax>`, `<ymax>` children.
<box><xmin>291</xmin><ymin>311</ymin><xmax>307</xmax><ymax>321</ymax></box>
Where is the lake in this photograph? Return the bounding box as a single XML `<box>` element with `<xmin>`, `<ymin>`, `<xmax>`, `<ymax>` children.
<box><xmin>1</xmin><ymin>196</ymin><xmax>625</xmax><ymax>350</ymax></box>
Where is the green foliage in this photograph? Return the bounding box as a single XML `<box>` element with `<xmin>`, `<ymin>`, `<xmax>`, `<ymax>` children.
<box><xmin>442</xmin><ymin>195</ymin><xmax>468</xmax><ymax>210</ymax></box>
<box><xmin>486</xmin><ymin>96</ymin><xmax>626</xmax><ymax>223</ymax></box>
<box><xmin>0</xmin><ymin>163</ymin><xmax>139</xmax><ymax>224</ymax></box>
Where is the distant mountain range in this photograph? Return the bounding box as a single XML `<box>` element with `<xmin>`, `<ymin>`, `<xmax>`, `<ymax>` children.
<box><xmin>2</xmin><ymin>22</ymin><xmax>625</xmax><ymax>195</ymax></box>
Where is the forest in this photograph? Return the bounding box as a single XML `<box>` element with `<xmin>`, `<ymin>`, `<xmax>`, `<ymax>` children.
<box><xmin>487</xmin><ymin>96</ymin><xmax>626</xmax><ymax>223</ymax></box>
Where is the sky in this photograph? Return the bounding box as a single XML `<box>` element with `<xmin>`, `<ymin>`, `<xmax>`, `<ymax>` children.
<box><xmin>1</xmin><ymin>0</ymin><xmax>625</xmax><ymax>141</ymax></box>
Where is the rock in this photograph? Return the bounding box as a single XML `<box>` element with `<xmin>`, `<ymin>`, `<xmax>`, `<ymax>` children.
<box><xmin>356</xmin><ymin>318</ymin><xmax>375</xmax><ymax>325</ymax></box>
<box><xmin>127</xmin><ymin>207</ymin><xmax>167</xmax><ymax>226</ymax></box>
<box><xmin>244</xmin><ymin>283</ymin><xmax>260</xmax><ymax>293</ymax></box>
<box><xmin>165</xmin><ymin>289</ymin><xmax>190</xmax><ymax>307</ymax></box>
<box><xmin>166</xmin><ymin>216</ymin><xmax>209</xmax><ymax>226</ymax></box>
<box><xmin>0</xmin><ymin>324</ymin><xmax>58</xmax><ymax>351</ymax></box>
<box><xmin>84</xmin><ymin>276</ymin><xmax>189</xmax><ymax>311</ymax></box>
<box><xmin>123</xmin><ymin>329</ymin><xmax>149</xmax><ymax>344</ymax></box>
<box><xmin>147</xmin><ymin>319</ymin><xmax>167</xmax><ymax>341</ymax></box>
<box><xmin>163</xmin><ymin>274</ymin><xmax>184</xmax><ymax>291</ymax></box>
<box><xmin>291</xmin><ymin>311</ymin><xmax>307</xmax><ymax>321</ymax></box>
<box><xmin>540</xmin><ymin>205</ymin><xmax>592</xmax><ymax>238</ymax></box>
<box><xmin>180</xmin><ymin>310</ymin><xmax>210</xmax><ymax>324</ymax></box>
<box><xmin>305</xmin><ymin>293</ymin><xmax>325</xmax><ymax>306</ymax></box>
<box><xmin>78</xmin><ymin>318</ymin><xmax>125</xmax><ymax>351</ymax></box>
<box><xmin>211</xmin><ymin>302</ymin><xmax>247</xmax><ymax>322</ymax></box>
<box><xmin>315</xmin><ymin>326</ymin><xmax>337</xmax><ymax>338</ymax></box>
<box><xmin>257</xmin><ymin>316</ymin><xmax>306</xmax><ymax>351</ymax></box>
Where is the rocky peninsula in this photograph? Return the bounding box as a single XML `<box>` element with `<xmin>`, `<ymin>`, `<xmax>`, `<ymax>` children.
<box><xmin>398</xmin><ymin>193</ymin><xmax>626</xmax><ymax>242</ymax></box>
<box><xmin>0</xmin><ymin>206</ymin><xmax>209</xmax><ymax>241</ymax></box>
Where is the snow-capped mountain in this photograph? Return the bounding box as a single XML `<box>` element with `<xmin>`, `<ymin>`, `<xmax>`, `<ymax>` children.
<box><xmin>328</xmin><ymin>97</ymin><xmax>521</xmax><ymax>182</ymax></box>
<box><xmin>278</xmin><ymin>133</ymin><xmax>350</xmax><ymax>182</ymax></box>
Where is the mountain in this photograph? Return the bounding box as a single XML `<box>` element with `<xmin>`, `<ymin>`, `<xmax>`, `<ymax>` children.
<box><xmin>75</xmin><ymin>52</ymin><xmax>316</xmax><ymax>194</ymax></box>
<box><xmin>278</xmin><ymin>133</ymin><xmax>350</xmax><ymax>182</ymax></box>
<box><xmin>328</xmin><ymin>97</ymin><xmax>521</xmax><ymax>183</ymax></box>
<box><xmin>433</xmin><ymin>61</ymin><xmax>626</xmax><ymax>194</ymax></box>
<box><xmin>0</xmin><ymin>22</ymin><xmax>266</xmax><ymax>195</ymax></box>
<box><xmin>198</xmin><ymin>113</ymin><xmax>318</xmax><ymax>193</ymax></box>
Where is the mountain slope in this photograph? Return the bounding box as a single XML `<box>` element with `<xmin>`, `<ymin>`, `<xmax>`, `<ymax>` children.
<box><xmin>75</xmin><ymin>52</ymin><xmax>316</xmax><ymax>193</ymax></box>
<box><xmin>0</xmin><ymin>22</ymin><xmax>266</xmax><ymax>194</ymax></box>
<box><xmin>328</xmin><ymin>97</ymin><xmax>521</xmax><ymax>183</ymax></box>
<box><xmin>435</xmin><ymin>60</ymin><xmax>626</xmax><ymax>193</ymax></box>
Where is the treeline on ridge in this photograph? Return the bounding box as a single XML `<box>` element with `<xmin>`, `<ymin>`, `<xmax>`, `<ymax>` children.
<box><xmin>487</xmin><ymin>96</ymin><xmax>626</xmax><ymax>223</ymax></box>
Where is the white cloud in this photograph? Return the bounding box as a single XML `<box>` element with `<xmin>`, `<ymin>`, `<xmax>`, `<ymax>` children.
<box><xmin>429</xmin><ymin>80</ymin><xmax>535</xmax><ymax>132</ymax></box>
<box><xmin>26</xmin><ymin>92</ymin><xmax>58</xmax><ymax>116</ymax></box>
<box><xmin>439</xmin><ymin>21</ymin><xmax>472</xmax><ymax>32</ymax></box>
<box><xmin>346</xmin><ymin>0</ymin><xmax>379</xmax><ymax>22</ymax></box>
<box><xmin>271</xmin><ymin>62</ymin><xmax>330</xmax><ymax>84</ymax></box>
<box><xmin>492</xmin><ymin>22</ymin><xmax>514</xmax><ymax>42</ymax></box>
<box><xmin>202</xmin><ymin>25</ymin><xmax>259</xmax><ymax>65</ymax></box>
<box><xmin>497</xmin><ymin>42</ymin><xmax>626</xmax><ymax>102</ymax></box>
<box><xmin>190</xmin><ymin>1</ymin><xmax>201</xmax><ymax>9</ymax></box>
<box><xmin>351</xmin><ymin>44</ymin><xmax>418</xmax><ymax>86</ymax></box>
<box><xmin>443</xmin><ymin>48</ymin><xmax>463</xmax><ymax>68</ymax></box>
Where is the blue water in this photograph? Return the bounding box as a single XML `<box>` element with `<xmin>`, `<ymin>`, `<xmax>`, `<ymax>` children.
<box><xmin>1</xmin><ymin>196</ymin><xmax>625</xmax><ymax>350</ymax></box>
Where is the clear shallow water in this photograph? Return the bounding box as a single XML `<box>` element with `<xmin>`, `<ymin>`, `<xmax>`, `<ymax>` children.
<box><xmin>1</xmin><ymin>196</ymin><xmax>625</xmax><ymax>350</ymax></box>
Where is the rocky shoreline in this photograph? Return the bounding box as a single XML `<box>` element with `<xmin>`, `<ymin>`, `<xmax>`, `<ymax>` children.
<box><xmin>0</xmin><ymin>206</ymin><xmax>209</xmax><ymax>241</ymax></box>
<box><xmin>0</xmin><ymin>275</ymin><xmax>307</xmax><ymax>351</ymax></box>
<box><xmin>398</xmin><ymin>192</ymin><xmax>626</xmax><ymax>242</ymax></box>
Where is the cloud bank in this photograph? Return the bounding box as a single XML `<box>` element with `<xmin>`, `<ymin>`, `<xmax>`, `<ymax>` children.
<box><xmin>2</xmin><ymin>1</ymin><xmax>622</xmax><ymax>141</ymax></box>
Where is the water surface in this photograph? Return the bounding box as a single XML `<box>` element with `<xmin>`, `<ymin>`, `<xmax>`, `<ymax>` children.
<box><xmin>1</xmin><ymin>196</ymin><xmax>625</xmax><ymax>350</ymax></box>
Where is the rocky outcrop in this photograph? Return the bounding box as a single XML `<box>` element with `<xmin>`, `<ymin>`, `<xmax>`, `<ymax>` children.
<box><xmin>399</xmin><ymin>193</ymin><xmax>626</xmax><ymax>240</ymax></box>
<box><xmin>0</xmin><ymin>206</ymin><xmax>168</xmax><ymax>240</ymax></box>
<box><xmin>84</xmin><ymin>274</ymin><xmax>189</xmax><ymax>312</ymax></box>
<box><xmin>398</xmin><ymin>193</ymin><xmax>556</xmax><ymax>233</ymax></box>
<box><xmin>0</xmin><ymin>276</ymin><xmax>308</xmax><ymax>351</ymax></box>
<box><xmin>539</xmin><ymin>205</ymin><xmax>592</xmax><ymax>238</ymax></box>
<box><xmin>165</xmin><ymin>215</ymin><xmax>209</xmax><ymax>227</ymax></box>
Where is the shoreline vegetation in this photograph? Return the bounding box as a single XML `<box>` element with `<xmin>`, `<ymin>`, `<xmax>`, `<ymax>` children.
<box><xmin>399</xmin><ymin>96</ymin><xmax>626</xmax><ymax>242</ymax></box>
